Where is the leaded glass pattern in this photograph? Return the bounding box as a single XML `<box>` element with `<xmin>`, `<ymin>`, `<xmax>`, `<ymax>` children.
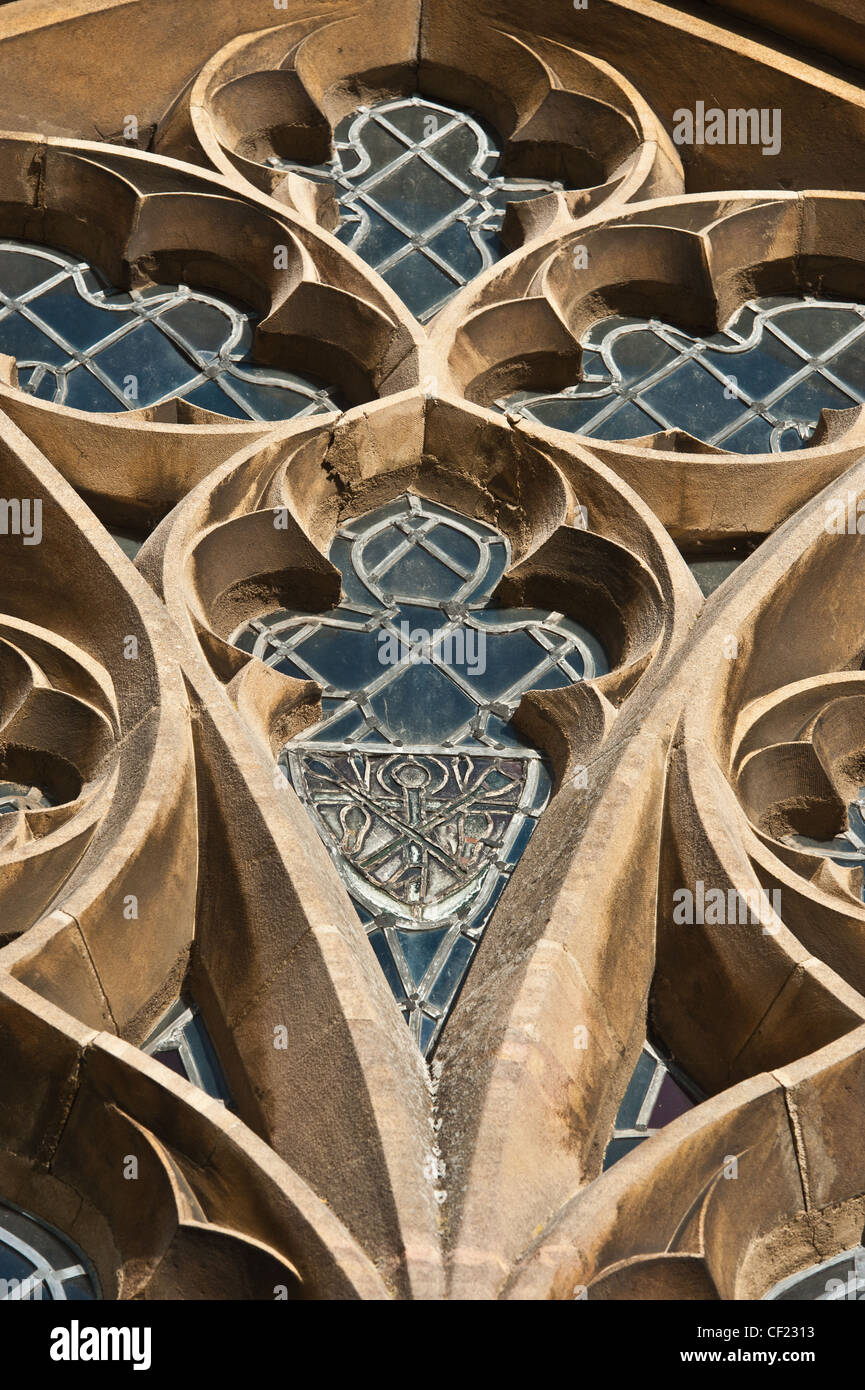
<box><xmin>502</xmin><ymin>296</ymin><xmax>865</xmax><ymax>453</ymax></box>
<box><xmin>273</xmin><ymin>95</ymin><xmax>560</xmax><ymax>322</ymax></box>
<box><xmin>603</xmin><ymin>1041</ymin><xmax>701</xmax><ymax>1169</ymax></box>
<box><xmin>231</xmin><ymin>493</ymin><xmax>606</xmax><ymax>1055</ymax></box>
<box><xmin>0</xmin><ymin>240</ymin><xmax>342</xmax><ymax>419</ymax></box>
<box><xmin>0</xmin><ymin>1200</ymin><xmax>99</xmax><ymax>1300</ymax></box>
<box><xmin>143</xmin><ymin>998</ymin><xmax>233</xmax><ymax>1107</ymax></box>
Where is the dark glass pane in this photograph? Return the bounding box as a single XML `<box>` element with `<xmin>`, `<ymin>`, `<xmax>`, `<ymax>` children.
<box><xmin>772</xmin><ymin>373</ymin><xmax>858</xmax><ymax>419</ymax></box>
<box><xmin>772</xmin><ymin>305</ymin><xmax>862</xmax><ymax>355</ymax></box>
<box><xmin>642</xmin><ymin>358</ymin><xmax>747</xmax><ymax>434</ymax></box>
<box><xmin>602</xmin><ymin>1136</ymin><xmax>646</xmax><ymax>1170</ymax></box>
<box><xmin>369</xmin><ymin>660</ymin><xmax>479</xmax><ymax>742</ymax></box>
<box><xmin>159</xmin><ymin>298</ymin><xmax>236</xmax><ymax>353</ymax></box>
<box><xmin>182</xmin><ymin>379</ymin><xmax>250</xmax><ymax>418</ymax></box>
<box><xmin>649</xmin><ymin>1071</ymin><xmax>696</xmax><ymax>1127</ymax></box>
<box><xmin>719</xmin><ymin>414</ymin><xmax>774</xmax><ymax>453</ymax></box>
<box><xmin>92</xmin><ymin>319</ymin><xmax>200</xmax><ymax>406</ymax></box>
<box><xmin>426</xmin><ymin>524</ymin><xmax>481</xmax><ymax>572</ymax></box>
<box><xmin>0</xmin><ymin>247</ymin><xmax>57</xmax><ymax>295</ymax></box>
<box><xmin>368</xmin><ymin>930</ymin><xmax>406</xmax><ymax>998</ymax></box>
<box><xmin>0</xmin><ymin>1241</ymin><xmax>33</xmax><ymax>1283</ymax></box>
<box><xmin>28</xmin><ymin>279</ymin><xmax>137</xmax><ymax>345</ymax></box>
<box><xmin>294</xmin><ymin>624</ymin><xmax>389</xmax><ymax>691</ymax></box>
<box><xmin>606</xmin><ymin>330</ymin><xmax>680</xmax><ymax>381</ymax></box>
<box><xmin>0</xmin><ymin>312</ymin><xmax>72</xmax><ymax>366</ymax></box>
<box><xmin>383</xmin><ymin>253</ymin><xmax>459</xmax><ymax>320</ymax></box>
<box><xmin>586</xmin><ymin>399</ymin><xmax>659</xmax><ymax>440</ymax></box>
<box><xmin>155</xmin><ymin>1047</ymin><xmax>187</xmax><ymax>1079</ymax></box>
<box><xmin>427</xmin><ymin>934</ymin><xmax>475</xmax><ymax>1008</ymax></box>
<box><xmin>62</xmin><ymin>367</ymin><xmax>125</xmax><ymax>412</ymax></box>
<box><xmin>396</xmin><ymin>927</ymin><xmax>450</xmax><ymax>985</ymax></box>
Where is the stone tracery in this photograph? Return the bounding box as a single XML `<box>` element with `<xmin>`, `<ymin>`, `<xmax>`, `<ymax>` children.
<box><xmin>0</xmin><ymin>0</ymin><xmax>862</xmax><ymax>1305</ymax></box>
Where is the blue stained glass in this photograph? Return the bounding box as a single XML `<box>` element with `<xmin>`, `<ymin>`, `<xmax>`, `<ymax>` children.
<box><xmin>309</xmin><ymin>706</ymin><xmax>367</xmax><ymax>742</ymax></box>
<box><xmin>232</xmin><ymin>493</ymin><xmax>608</xmax><ymax>1056</ymax></box>
<box><xmin>427</xmin><ymin>935</ymin><xmax>476</xmax><ymax>1008</ymax></box>
<box><xmin>380</xmin><ymin>543</ymin><xmax>465</xmax><ymax>599</ymax></box>
<box><xmin>370</xmin><ymin>660</ymin><xmax>480</xmax><ymax>743</ymax></box>
<box><xmin>428</xmin><ymin>523</ymin><xmax>481</xmax><ymax>571</ymax></box>
<box><xmin>616</xmin><ymin>1048</ymin><xmax>658</xmax><ymax>1129</ymax></box>
<box><xmin>293</xmin><ymin>624</ymin><xmax>394</xmax><ymax>692</ymax></box>
<box><xmin>0</xmin><ymin>314</ymin><xmax>71</xmax><ymax>367</ymax></box>
<box><xmin>0</xmin><ymin>1201</ymin><xmax>99</xmax><ymax>1300</ymax></box>
<box><xmin>272</xmin><ymin>654</ymin><xmax>313</xmax><ymax>680</ymax></box>
<box><xmin>393</xmin><ymin>603</ymin><xmax>451</xmax><ymax>636</ymax></box>
<box><xmin>395</xmin><ymin>927</ymin><xmax>450</xmax><ymax>985</ymax></box>
<box><xmin>273</xmin><ymin>95</ymin><xmax>561</xmax><ymax>322</ymax></box>
<box><xmin>0</xmin><ymin>239</ymin><xmax>344</xmax><ymax>421</ymax></box>
<box><xmin>502</xmin><ymin>296</ymin><xmax>865</xmax><ymax>453</ymax></box>
<box><xmin>368</xmin><ymin>930</ymin><xmax>406</xmax><ymax>997</ymax></box>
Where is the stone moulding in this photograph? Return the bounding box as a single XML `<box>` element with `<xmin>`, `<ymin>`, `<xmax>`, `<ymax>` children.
<box><xmin>0</xmin><ymin>411</ymin><xmax>196</xmax><ymax>1040</ymax></box>
<box><xmin>0</xmin><ymin>130</ymin><xmax>422</xmax><ymax>531</ymax></box>
<box><xmin>155</xmin><ymin>6</ymin><xmax>682</xmax><ymax>241</ymax></box>
<box><xmin>134</xmin><ymin>390</ymin><xmax>701</xmax><ymax>1297</ymax></box>
<box><xmin>654</xmin><ymin>458</ymin><xmax>865</xmax><ymax>1097</ymax></box>
<box><xmin>503</xmin><ymin>1025</ymin><xmax>865</xmax><ymax>1301</ymax></box>
<box><xmin>435</xmin><ymin>190</ymin><xmax>865</xmax><ymax>545</ymax></box>
<box><xmin>2</xmin><ymin>0</ymin><xmax>865</xmax><ymax>1303</ymax></box>
<box><xmin>0</xmin><ymin>973</ymin><xmax>386</xmax><ymax>1299</ymax></box>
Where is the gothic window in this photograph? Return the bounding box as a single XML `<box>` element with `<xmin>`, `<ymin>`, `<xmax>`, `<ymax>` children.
<box><xmin>232</xmin><ymin>493</ymin><xmax>605</xmax><ymax>1054</ymax></box>
<box><xmin>502</xmin><ymin>297</ymin><xmax>865</xmax><ymax>452</ymax></box>
<box><xmin>0</xmin><ymin>1201</ymin><xmax>99</xmax><ymax>1300</ymax></box>
<box><xmin>6</xmin><ymin>0</ymin><xmax>865</xmax><ymax>1316</ymax></box>
<box><xmin>278</xmin><ymin>96</ymin><xmax>559</xmax><ymax>321</ymax></box>
<box><xmin>0</xmin><ymin>240</ymin><xmax>341</xmax><ymax>419</ymax></box>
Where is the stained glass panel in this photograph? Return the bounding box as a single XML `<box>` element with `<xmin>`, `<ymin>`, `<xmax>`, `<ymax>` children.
<box><xmin>232</xmin><ymin>493</ymin><xmax>606</xmax><ymax>1055</ymax></box>
<box><xmin>274</xmin><ymin>95</ymin><xmax>560</xmax><ymax>321</ymax></box>
<box><xmin>0</xmin><ymin>1200</ymin><xmax>99</xmax><ymax>1300</ymax></box>
<box><xmin>0</xmin><ymin>240</ymin><xmax>342</xmax><ymax>420</ymax></box>
<box><xmin>502</xmin><ymin>296</ymin><xmax>865</xmax><ymax>453</ymax></box>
